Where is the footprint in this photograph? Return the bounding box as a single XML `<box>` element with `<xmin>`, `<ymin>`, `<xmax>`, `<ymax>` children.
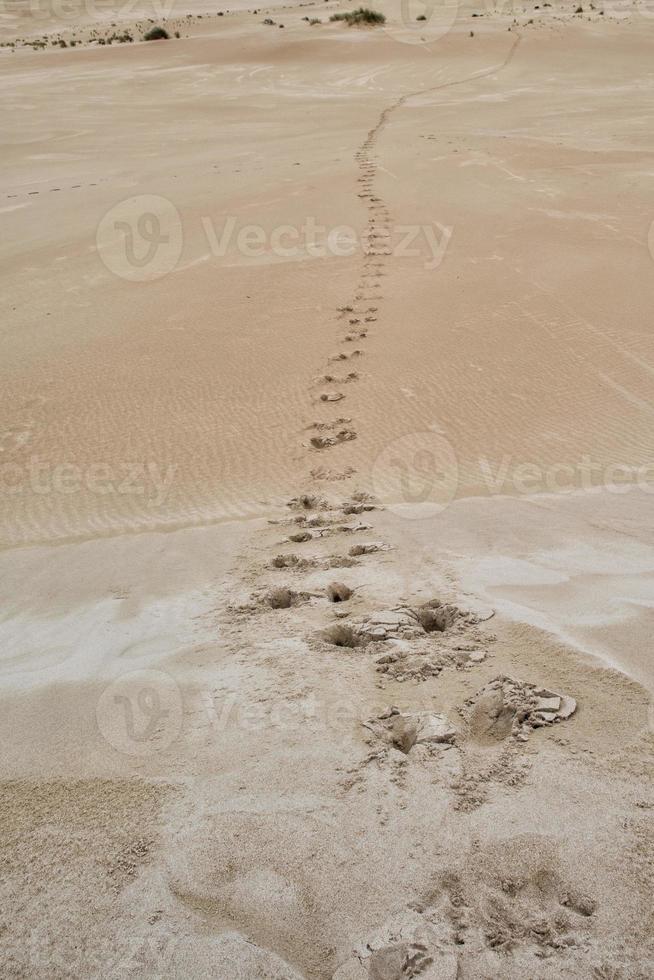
<box><xmin>322</xmin><ymin>623</ymin><xmax>361</xmax><ymax>648</ymax></box>
<box><xmin>270</xmin><ymin>554</ymin><xmax>315</xmax><ymax>570</ymax></box>
<box><xmin>329</xmin><ymin>350</ymin><xmax>363</xmax><ymax>362</ymax></box>
<box><xmin>310</xmin><ymin>466</ymin><xmax>356</xmax><ymax>482</ymax></box>
<box><xmin>307</xmin><ymin>417</ymin><xmax>352</xmax><ymax>432</ymax></box>
<box><xmin>288</xmin><ymin>530</ymin><xmax>312</xmax><ymax>543</ymax></box>
<box><xmin>349</xmin><ymin>542</ymin><xmax>389</xmax><ymax>556</ymax></box>
<box><xmin>286</xmin><ymin>494</ymin><xmax>328</xmax><ymax>511</ymax></box>
<box><xmin>314</xmin><ymin>372</ymin><xmax>358</xmax><ymax>384</ymax></box>
<box><xmin>266</xmin><ymin>587</ymin><xmax>307</xmax><ymax>609</ymax></box>
<box><xmin>310</xmin><ymin>429</ymin><xmax>357</xmax><ymax>449</ymax></box>
<box><xmin>326</xmin><ymin>582</ymin><xmax>352</xmax><ymax>602</ymax></box>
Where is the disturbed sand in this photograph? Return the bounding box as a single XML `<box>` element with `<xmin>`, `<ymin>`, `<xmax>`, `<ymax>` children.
<box><xmin>1</xmin><ymin>2</ymin><xmax>654</xmax><ymax>977</ymax></box>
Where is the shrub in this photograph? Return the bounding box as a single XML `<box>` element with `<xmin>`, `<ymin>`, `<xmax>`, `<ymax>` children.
<box><xmin>144</xmin><ymin>26</ymin><xmax>169</xmax><ymax>40</ymax></box>
<box><xmin>309</xmin><ymin>16</ymin><xmax>321</xmax><ymax>23</ymax></box>
<box><xmin>330</xmin><ymin>7</ymin><xmax>385</xmax><ymax>25</ymax></box>
<box><xmin>416</xmin><ymin>13</ymin><xmax>426</xmax><ymax>19</ymax></box>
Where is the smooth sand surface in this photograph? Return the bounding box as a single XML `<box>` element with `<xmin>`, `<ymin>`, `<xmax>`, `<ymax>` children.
<box><xmin>1</xmin><ymin>3</ymin><xmax>654</xmax><ymax>977</ymax></box>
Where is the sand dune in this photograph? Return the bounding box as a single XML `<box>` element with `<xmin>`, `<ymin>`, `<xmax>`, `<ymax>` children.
<box><xmin>1</xmin><ymin>4</ymin><xmax>654</xmax><ymax>978</ymax></box>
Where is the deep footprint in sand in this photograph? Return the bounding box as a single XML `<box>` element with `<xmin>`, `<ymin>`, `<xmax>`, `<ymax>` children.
<box><xmin>326</xmin><ymin>581</ymin><xmax>352</xmax><ymax>602</ymax></box>
<box><xmin>322</xmin><ymin>623</ymin><xmax>361</xmax><ymax>648</ymax></box>
<box><xmin>288</xmin><ymin>530</ymin><xmax>313</xmax><ymax>543</ymax></box>
<box><xmin>286</xmin><ymin>494</ymin><xmax>329</xmax><ymax>511</ymax></box>
<box><xmin>266</xmin><ymin>587</ymin><xmax>300</xmax><ymax>609</ymax></box>
<box><xmin>270</xmin><ymin>553</ymin><xmax>315</xmax><ymax>570</ymax></box>
<box><xmin>342</xmin><ymin>501</ymin><xmax>377</xmax><ymax>515</ymax></box>
<box><xmin>462</xmin><ymin>676</ymin><xmax>577</xmax><ymax>744</ymax></box>
<box><xmin>349</xmin><ymin>542</ymin><xmax>389</xmax><ymax>556</ymax></box>
<box><xmin>414</xmin><ymin>599</ymin><xmax>460</xmax><ymax>633</ymax></box>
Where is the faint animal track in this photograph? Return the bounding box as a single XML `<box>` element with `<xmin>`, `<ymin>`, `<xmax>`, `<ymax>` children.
<box><xmin>329</xmin><ymin>350</ymin><xmax>364</xmax><ymax>362</ymax></box>
<box><xmin>310</xmin><ymin>429</ymin><xmax>357</xmax><ymax>450</ymax></box>
<box><xmin>314</xmin><ymin>372</ymin><xmax>359</xmax><ymax>384</ymax></box>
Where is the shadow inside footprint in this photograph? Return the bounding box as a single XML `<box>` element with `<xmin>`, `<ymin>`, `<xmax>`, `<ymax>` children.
<box><xmin>322</xmin><ymin>624</ymin><xmax>360</xmax><ymax>648</ymax></box>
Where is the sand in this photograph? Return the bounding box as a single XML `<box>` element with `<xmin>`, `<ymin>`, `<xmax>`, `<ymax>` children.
<box><xmin>1</xmin><ymin>2</ymin><xmax>654</xmax><ymax>977</ymax></box>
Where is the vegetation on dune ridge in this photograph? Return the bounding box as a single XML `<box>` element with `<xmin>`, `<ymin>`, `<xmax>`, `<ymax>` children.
<box><xmin>330</xmin><ymin>7</ymin><xmax>386</xmax><ymax>25</ymax></box>
<box><xmin>144</xmin><ymin>26</ymin><xmax>169</xmax><ymax>40</ymax></box>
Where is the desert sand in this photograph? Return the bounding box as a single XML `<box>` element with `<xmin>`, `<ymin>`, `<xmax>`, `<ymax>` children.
<box><xmin>1</xmin><ymin>1</ymin><xmax>653</xmax><ymax>977</ymax></box>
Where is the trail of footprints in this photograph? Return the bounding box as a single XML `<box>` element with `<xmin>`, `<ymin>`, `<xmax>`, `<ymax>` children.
<box><xmin>224</xmin><ymin>80</ymin><xmax>582</xmax><ymax>809</ymax></box>
<box><xmin>230</xmin><ymin>91</ymin><xmax>578</xmax><ymax>773</ymax></box>
<box><xmin>223</xmin><ymin>85</ymin><xmax>594</xmax><ymax>978</ymax></box>
<box><xmin>232</xmin><ymin>95</ymin><xmax>502</xmax><ymax>756</ymax></box>
<box><xmin>306</xmin><ymin>97</ymin><xmax>403</xmax><ymax>452</ymax></box>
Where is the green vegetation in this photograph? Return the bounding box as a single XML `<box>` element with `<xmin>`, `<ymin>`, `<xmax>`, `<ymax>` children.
<box><xmin>330</xmin><ymin>7</ymin><xmax>386</xmax><ymax>25</ymax></box>
<box><xmin>143</xmin><ymin>26</ymin><xmax>169</xmax><ymax>40</ymax></box>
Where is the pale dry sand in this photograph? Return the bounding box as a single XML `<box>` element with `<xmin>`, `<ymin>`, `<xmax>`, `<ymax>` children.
<box><xmin>1</xmin><ymin>3</ymin><xmax>654</xmax><ymax>978</ymax></box>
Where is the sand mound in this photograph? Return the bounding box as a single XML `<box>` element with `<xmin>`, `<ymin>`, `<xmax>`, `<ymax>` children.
<box><xmin>363</xmin><ymin>706</ymin><xmax>457</xmax><ymax>755</ymax></box>
<box><xmin>462</xmin><ymin>676</ymin><xmax>577</xmax><ymax>743</ymax></box>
